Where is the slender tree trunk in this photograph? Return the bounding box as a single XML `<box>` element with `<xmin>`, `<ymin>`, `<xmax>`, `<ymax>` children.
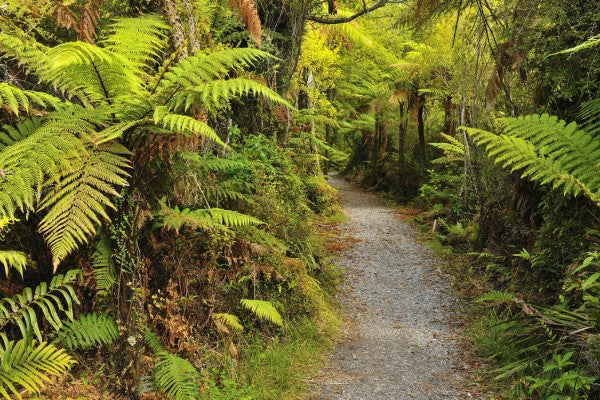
<box><xmin>398</xmin><ymin>102</ymin><xmax>407</xmax><ymax>193</ymax></box>
<box><xmin>417</xmin><ymin>93</ymin><xmax>426</xmax><ymax>165</ymax></box>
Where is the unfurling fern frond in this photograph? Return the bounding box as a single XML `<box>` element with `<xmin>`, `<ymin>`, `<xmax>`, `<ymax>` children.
<box><xmin>54</xmin><ymin>313</ymin><xmax>118</xmax><ymax>350</ymax></box>
<box><xmin>154</xmin><ymin>352</ymin><xmax>201</xmax><ymax>400</ymax></box>
<box><xmin>212</xmin><ymin>313</ymin><xmax>244</xmax><ymax>333</ymax></box>
<box><xmin>0</xmin><ymin>270</ymin><xmax>80</xmax><ymax>342</ymax></box>
<box><xmin>476</xmin><ymin>290</ymin><xmax>518</xmax><ymax>303</ymax></box>
<box><xmin>153</xmin><ymin>106</ymin><xmax>225</xmax><ymax>146</ymax></box>
<box><xmin>240</xmin><ymin>299</ymin><xmax>283</xmax><ymax>327</ymax></box>
<box><xmin>0</xmin><ymin>83</ymin><xmax>65</xmax><ymax>115</ymax></box>
<box><xmin>157</xmin><ymin>202</ymin><xmax>262</xmax><ymax>233</ymax></box>
<box><xmin>0</xmin><ymin>339</ymin><xmax>75</xmax><ymax>400</ymax></box>
<box><xmin>37</xmin><ymin>139</ymin><xmax>131</xmax><ymax>270</ymax></box>
<box><xmin>228</xmin><ymin>0</ymin><xmax>262</xmax><ymax>46</ymax></box>
<box><xmin>0</xmin><ymin>250</ymin><xmax>28</xmax><ymax>277</ymax></box>
<box><xmin>464</xmin><ymin>113</ymin><xmax>600</xmax><ymax>207</ymax></box>
<box><xmin>169</xmin><ymin>77</ymin><xmax>291</xmax><ymax>113</ymax></box>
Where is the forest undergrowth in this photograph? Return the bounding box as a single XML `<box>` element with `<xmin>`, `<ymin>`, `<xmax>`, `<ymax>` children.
<box><xmin>0</xmin><ymin>0</ymin><xmax>599</xmax><ymax>399</ymax></box>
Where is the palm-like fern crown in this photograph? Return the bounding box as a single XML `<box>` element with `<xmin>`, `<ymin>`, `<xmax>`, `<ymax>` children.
<box><xmin>0</xmin><ymin>14</ymin><xmax>288</xmax><ymax>269</ymax></box>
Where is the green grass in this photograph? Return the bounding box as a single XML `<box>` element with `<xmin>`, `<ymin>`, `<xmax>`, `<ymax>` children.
<box><xmin>235</xmin><ymin>315</ymin><xmax>339</xmax><ymax>400</ymax></box>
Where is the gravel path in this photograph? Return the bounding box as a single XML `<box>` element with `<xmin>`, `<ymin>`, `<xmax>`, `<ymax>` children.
<box><xmin>310</xmin><ymin>174</ymin><xmax>474</xmax><ymax>400</ymax></box>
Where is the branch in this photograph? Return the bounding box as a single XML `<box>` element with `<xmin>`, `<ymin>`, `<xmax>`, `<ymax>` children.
<box><xmin>307</xmin><ymin>0</ymin><xmax>396</xmax><ymax>24</ymax></box>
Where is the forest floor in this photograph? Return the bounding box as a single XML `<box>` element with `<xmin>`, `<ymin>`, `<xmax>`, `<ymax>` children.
<box><xmin>309</xmin><ymin>174</ymin><xmax>484</xmax><ymax>400</ymax></box>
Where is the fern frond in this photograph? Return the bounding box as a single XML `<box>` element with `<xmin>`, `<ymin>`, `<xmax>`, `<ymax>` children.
<box><xmin>465</xmin><ymin>113</ymin><xmax>600</xmax><ymax>207</ymax></box>
<box><xmin>153</xmin><ymin>48</ymin><xmax>275</xmax><ymax>94</ymax></box>
<box><xmin>54</xmin><ymin>313</ymin><xmax>118</xmax><ymax>350</ymax></box>
<box><xmin>0</xmin><ymin>250</ymin><xmax>28</xmax><ymax>277</ymax></box>
<box><xmin>549</xmin><ymin>34</ymin><xmax>600</xmax><ymax>57</ymax></box>
<box><xmin>240</xmin><ymin>299</ymin><xmax>283</xmax><ymax>327</ymax></box>
<box><xmin>0</xmin><ymin>31</ymin><xmax>48</xmax><ymax>72</ymax></box>
<box><xmin>0</xmin><ymin>339</ymin><xmax>75</xmax><ymax>400</ymax></box>
<box><xmin>0</xmin><ymin>121</ymin><xmax>85</xmax><ymax>219</ymax></box>
<box><xmin>0</xmin><ymin>83</ymin><xmax>64</xmax><ymax>116</ymax></box>
<box><xmin>92</xmin><ymin>235</ymin><xmax>116</xmax><ymax>293</ymax></box>
<box><xmin>40</xmin><ymin>42</ymin><xmax>143</xmax><ymax>104</ymax></box>
<box><xmin>228</xmin><ymin>0</ymin><xmax>262</xmax><ymax>46</ymax></box>
<box><xmin>0</xmin><ymin>270</ymin><xmax>80</xmax><ymax>342</ymax></box>
<box><xmin>0</xmin><ymin>118</ymin><xmax>43</xmax><ymax>150</ymax></box>
<box><xmin>37</xmin><ymin>139</ymin><xmax>131</xmax><ymax>270</ymax></box>
<box><xmin>170</xmin><ymin>77</ymin><xmax>291</xmax><ymax>113</ymax></box>
<box><xmin>153</xmin><ymin>106</ymin><xmax>225</xmax><ymax>146</ymax></box>
<box><xmin>476</xmin><ymin>290</ymin><xmax>518</xmax><ymax>303</ymax></box>
<box><xmin>212</xmin><ymin>313</ymin><xmax>243</xmax><ymax>333</ymax></box>
<box><xmin>154</xmin><ymin>352</ymin><xmax>200</xmax><ymax>400</ymax></box>
<box><xmin>157</xmin><ymin>203</ymin><xmax>262</xmax><ymax>232</ymax></box>
<box><xmin>143</xmin><ymin>330</ymin><xmax>164</xmax><ymax>353</ymax></box>
<box><xmin>579</xmin><ymin>98</ymin><xmax>600</xmax><ymax>136</ymax></box>
<box><xmin>101</xmin><ymin>14</ymin><xmax>170</xmax><ymax>78</ymax></box>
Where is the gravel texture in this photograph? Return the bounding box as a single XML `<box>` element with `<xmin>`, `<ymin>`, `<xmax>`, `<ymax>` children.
<box><xmin>310</xmin><ymin>174</ymin><xmax>474</xmax><ymax>400</ymax></box>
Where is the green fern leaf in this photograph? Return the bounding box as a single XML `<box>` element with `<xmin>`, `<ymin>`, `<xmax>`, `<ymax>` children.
<box><xmin>0</xmin><ymin>339</ymin><xmax>75</xmax><ymax>399</ymax></box>
<box><xmin>153</xmin><ymin>106</ymin><xmax>225</xmax><ymax>146</ymax></box>
<box><xmin>240</xmin><ymin>299</ymin><xmax>283</xmax><ymax>327</ymax></box>
<box><xmin>212</xmin><ymin>313</ymin><xmax>244</xmax><ymax>332</ymax></box>
<box><xmin>476</xmin><ymin>290</ymin><xmax>517</xmax><ymax>303</ymax></box>
<box><xmin>101</xmin><ymin>14</ymin><xmax>170</xmax><ymax>78</ymax></box>
<box><xmin>37</xmin><ymin>139</ymin><xmax>131</xmax><ymax>269</ymax></box>
<box><xmin>154</xmin><ymin>352</ymin><xmax>200</xmax><ymax>400</ymax></box>
<box><xmin>0</xmin><ymin>250</ymin><xmax>28</xmax><ymax>277</ymax></box>
<box><xmin>0</xmin><ymin>83</ymin><xmax>64</xmax><ymax>115</ymax></box>
<box><xmin>157</xmin><ymin>202</ymin><xmax>262</xmax><ymax>232</ymax></box>
<box><xmin>0</xmin><ymin>270</ymin><xmax>80</xmax><ymax>341</ymax></box>
<box><xmin>170</xmin><ymin>77</ymin><xmax>291</xmax><ymax>113</ymax></box>
<box><xmin>53</xmin><ymin>313</ymin><xmax>118</xmax><ymax>350</ymax></box>
<box><xmin>92</xmin><ymin>235</ymin><xmax>117</xmax><ymax>293</ymax></box>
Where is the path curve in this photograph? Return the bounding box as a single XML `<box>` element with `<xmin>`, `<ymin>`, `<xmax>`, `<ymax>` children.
<box><xmin>311</xmin><ymin>175</ymin><xmax>473</xmax><ymax>400</ymax></box>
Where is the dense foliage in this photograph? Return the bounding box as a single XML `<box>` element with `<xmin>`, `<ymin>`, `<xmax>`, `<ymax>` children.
<box><xmin>0</xmin><ymin>0</ymin><xmax>598</xmax><ymax>398</ymax></box>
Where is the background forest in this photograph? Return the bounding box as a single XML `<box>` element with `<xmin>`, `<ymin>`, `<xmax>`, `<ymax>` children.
<box><xmin>0</xmin><ymin>0</ymin><xmax>598</xmax><ymax>399</ymax></box>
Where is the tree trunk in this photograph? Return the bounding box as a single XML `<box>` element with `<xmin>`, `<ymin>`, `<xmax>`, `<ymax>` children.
<box><xmin>417</xmin><ymin>93</ymin><xmax>426</xmax><ymax>165</ymax></box>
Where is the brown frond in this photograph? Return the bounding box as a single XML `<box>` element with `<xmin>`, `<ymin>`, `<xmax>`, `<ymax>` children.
<box><xmin>77</xmin><ymin>0</ymin><xmax>103</xmax><ymax>44</ymax></box>
<box><xmin>228</xmin><ymin>0</ymin><xmax>262</xmax><ymax>47</ymax></box>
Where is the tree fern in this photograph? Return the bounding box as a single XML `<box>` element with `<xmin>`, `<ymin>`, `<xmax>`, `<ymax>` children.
<box><xmin>0</xmin><ymin>338</ymin><xmax>75</xmax><ymax>400</ymax></box>
<box><xmin>0</xmin><ymin>14</ymin><xmax>286</xmax><ymax>272</ymax></box>
<box><xmin>53</xmin><ymin>313</ymin><xmax>118</xmax><ymax>350</ymax></box>
<box><xmin>0</xmin><ymin>270</ymin><xmax>79</xmax><ymax>341</ymax></box>
<box><xmin>240</xmin><ymin>299</ymin><xmax>283</xmax><ymax>327</ymax></box>
<box><xmin>464</xmin><ymin>113</ymin><xmax>600</xmax><ymax>207</ymax></box>
<box><xmin>0</xmin><ymin>251</ymin><xmax>28</xmax><ymax>277</ymax></box>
